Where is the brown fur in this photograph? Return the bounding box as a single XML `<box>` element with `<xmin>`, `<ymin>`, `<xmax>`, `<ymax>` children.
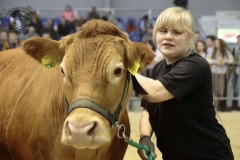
<box><xmin>0</xmin><ymin>19</ymin><xmax>155</xmax><ymax>160</ymax></box>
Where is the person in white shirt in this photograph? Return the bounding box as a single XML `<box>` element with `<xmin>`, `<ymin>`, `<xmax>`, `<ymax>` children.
<box><xmin>232</xmin><ymin>35</ymin><xmax>240</xmax><ymax>109</ymax></box>
<box><xmin>206</xmin><ymin>38</ymin><xmax>234</xmax><ymax>110</ymax></box>
<box><xmin>206</xmin><ymin>35</ymin><xmax>216</xmax><ymax>56</ymax></box>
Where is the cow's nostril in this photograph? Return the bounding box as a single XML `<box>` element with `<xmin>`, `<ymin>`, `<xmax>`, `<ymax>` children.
<box><xmin>65</xmin><ymin>121</ymin><xmax>72</xmax><ymax>136</ymax></box>
<box><xmin>87</xmin><ymin>121</ymin><xmax>97</xmax><ymax>136</ymax></box>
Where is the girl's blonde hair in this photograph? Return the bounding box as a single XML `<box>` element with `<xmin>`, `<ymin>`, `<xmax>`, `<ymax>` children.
<box><xmin>152</xmin><ymin>7</ymin><xmax>196</xmax><ymax>56</ymax></box>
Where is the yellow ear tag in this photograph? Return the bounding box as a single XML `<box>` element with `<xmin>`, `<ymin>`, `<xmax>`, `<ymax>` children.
<box><xmin>41</xmin><ymin>56</ymin><xmax>59</xmax><ymax>70</ymax></box>
<box><xmin>128</xmin><ymin>61</ymin><xmax>140</xmax><ymax>75</ymax></box>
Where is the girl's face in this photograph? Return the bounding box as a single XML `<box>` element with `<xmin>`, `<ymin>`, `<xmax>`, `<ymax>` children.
<box><xmin>196</xmin><ymin>41</ymin><xmax>205</xmax><ymax>52</ymax></box>
<box><xmin>156</xmin><ymin>26</ymin><xmax>190</xmax><ymax>64</ymax></box>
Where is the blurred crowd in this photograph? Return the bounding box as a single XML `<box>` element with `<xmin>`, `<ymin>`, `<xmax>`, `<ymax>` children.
<box><xmin>194</xmin><ymin>33</ymin><xmax>240</xmax><ymax>111</ymax></box>
<box><xmin>0</xmin><ymin>5</ymin><xmax>160</xmax><ymax>49</ymax></box>
<box><xmin>0</xmin><ymin>5</ymin><xmax>240</xmax><ymax>111</ymax></box>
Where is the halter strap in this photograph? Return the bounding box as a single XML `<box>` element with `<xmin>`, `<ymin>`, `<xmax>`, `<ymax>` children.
<box><xmin>65</xmin><ymin>71</ymin><xmax>131</xmax><ymax>127</ymax></box>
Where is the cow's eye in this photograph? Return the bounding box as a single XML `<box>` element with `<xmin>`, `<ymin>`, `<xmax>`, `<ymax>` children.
<box><xmin>114</xmin><ymin>68</ymin><xmax>122</xmax><ymax>76</ymax></box>
<box><xmin>61</xmin><ymin>68</ymin><xmax>65</xmax><ymax>77</ymax></box>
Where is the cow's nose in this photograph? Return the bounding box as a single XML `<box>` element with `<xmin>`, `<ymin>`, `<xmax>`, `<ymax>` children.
<box><xmin>61</xmin><ymin>112</ymin><xmax>111</xmax><ymax>149</ymax></box>
<box><xmin>64</xmin><ymin>120</ymin><xmax>97</xmax><ymax>138</ymax></box>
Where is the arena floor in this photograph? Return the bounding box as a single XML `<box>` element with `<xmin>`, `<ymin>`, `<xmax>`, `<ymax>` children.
<box><xmin>124</xmin><ymin>111</ymin><xmax>240</xmax><ymax>160</ymax></box>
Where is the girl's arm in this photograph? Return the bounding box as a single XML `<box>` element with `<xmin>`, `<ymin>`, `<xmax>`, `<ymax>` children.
<box><xmin>135</xmin><ymin>73</ymin><xmax>174</xmax><ymax>103</ymax></box>
<box><xmin>139</xmin><ymin>107</ymin><xmax>153</xmax><ymax>138</ymax></box>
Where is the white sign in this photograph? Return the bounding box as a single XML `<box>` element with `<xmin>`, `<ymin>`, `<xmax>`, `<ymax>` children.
<box><xmin>216</xmin><ymin>10</ymin><xmax>240</xmax><ymax>21</ymax></box>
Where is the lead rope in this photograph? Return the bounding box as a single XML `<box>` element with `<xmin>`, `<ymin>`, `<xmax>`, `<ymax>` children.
<box><xmin>114</xmin><ymin>123</ymin><xmax>154</xmax><ymax>160</ymax></box>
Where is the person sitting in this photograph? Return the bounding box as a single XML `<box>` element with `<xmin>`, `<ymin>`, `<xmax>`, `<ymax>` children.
<box><xmin>87</xmin><ymin>6</ymin><xmax>100</xmax><ymax>20</ymax></box>
<box><xmin>0</xmin><ymin>30</ymin><xmax>8</xmax><ymax>51</ymax></box>
<box><xmin>41</xmin><ymin>32</ymin><xmax>52</xmax><ymax>39</ymax></box>
<box><xmin>112</xmin><ymin>18</ymin><xmax>125</xmax><ymax>31</ymax></box>
<box><xmin>39</xmin><ymin>19</ymin><xmax>58</xmax><ymax>40</ymax></box>
<box><xmin>4</xmin><ymin>30</ymin><xmax>22</xmax><ymax>49</ymax></box>
<box><xmin>21</xmin><ymin>26</ymin><xmax>40</xmax><ymax>41</ymax></box>
<box><xmin>126</xmin><ymin>19</ymin><xmax>137</xmax><ymax>34</ymax></box>
<box><xmin>57</xmin><ymin>18</ymin><xmax>71</xmax><ymax>38</ymax></box>
<box><xmin>139</xmin><ymin>15</ymin><xmax>153</xmax><ymax>40</ymax></box>
<box><xmin>61</xmin><ymin>5</ymin><xmax>76</xmax><ymax>32</ymax></box>
<box><xmin>28</xmin><ymin>12</ymin><xmax>43</xmax><ymax>35</ymax></box>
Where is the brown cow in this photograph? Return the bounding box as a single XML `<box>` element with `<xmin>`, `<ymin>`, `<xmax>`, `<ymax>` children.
<box><xmin>0</xmin><ymin>19</ymin><xmax>155</xmax><ymax>160</ymax></box>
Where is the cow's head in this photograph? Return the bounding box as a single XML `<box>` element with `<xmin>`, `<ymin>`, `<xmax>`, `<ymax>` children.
<box><xmin>22</xmin><ymin>19</ymin><xmax>155</xmax><ymax>149</ymax></box>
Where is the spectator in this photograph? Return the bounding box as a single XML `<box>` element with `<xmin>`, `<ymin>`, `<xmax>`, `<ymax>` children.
<box><xmin>194</xmin><ymin>31</ymin><xmax>202</xmax><ymax>44</ymax></box>
<box><xmin>74</xmin><ymin>16</ymin><xmax>86</xmax><ymax>31</ymax></box>
<box><xmin>101</xmin><ymin>16</ymin><xmax>108</xmax><ymax>21</ymax></box>
<box><xmin>87</xmin><ymin>6</ymin><xmax>100</xmax><ymax>20</ymax></box>
<box><xmin>173</xmin><ymin>0</ymin><xmax>188</xmax><ymax>9</ymax></box>
<box><xmin>232</xmin><ymin>35</ymin><xmax>240</xmax><ymax>109</ymax></box>
<box><xmin>0</xmin><ymin>30</ymin><xmax>8</xmax><ymax>51</ymax></box>
<box><xmin>139</xmin><ymin>15</ymin><xmax>153</xmax><ymax>40</ymax></box>
<box><xmin>113</xmin><ymin>18</ymin><xmax>125</xmax><ymax>31</ymax></box>
<box><xmin>21</xmin><ymin>26</ymin><xmax>40</xmax><ymax>41</ymax></box>
<box><xmin>232</xmin><ymin>35</ymin><xmax>240</xmax><ymax>56</ymax></box>
<box><xmin>141</xmin><ymin>26</ymin><xmax>153</xmax><ymax>43</ymax></box>
<box><xmin>206</xmin><ymin>38</ymin><xmax>234</xmax><ymax>110</ymax></box>
<box><xmin>25</xmin><ymin>6</ymin><xmax>35</xmax><ymax>26</ymax></box>
<box><xmin>196</xmin><ymin>40</ymin><xmax>207</xmax><ymax>58</ymax></box>
<box><xmin>206</xmin><ymin>34</ymin><xmax>216</xmax><ymax>56</ymax></box>
<box><xmin>57</xmin><ymin>18</ymin><xmax>71</xmax><ymax>38</ymax></box>
<box><xmin>5</xmin><ymin>30</ymin><xmax>22</xmax><ymax>49</ymax></box>
<box><xmin>61</xmin><ymin>5</ymin><xmax>75</xmax><ymax>23</ymax></box>
<box><xmin>104</xmin><ymin>10</ymin><xmax>114</xmax><ymax>23</ymax></box>
<box><xmin>29</xmin><ymin>12</ymin><xmax>43</xmax><ymax>35</ymax></box>
<box><xmin>40</xmin><ymin>19</ymin><xmax>58</xmax><ymax>40</ymax></box>
<box><xmin>42</xmin><ymin>32</ymin><xmax>52</xmax><ymax>39</ymax></box>
<box><xmin>126</xmin><ymin>19</ymin><xmax>137</xmax><ymax>34</ymax></box>
<box><xmin>126</xmin><ymin>19</ymin><xmax>141</xmax><ymax>42</ymax></box>
<box><xmin>61</xmin><ymin>5</ymin><xmax>76</xmax><ymax>32</ymax></box>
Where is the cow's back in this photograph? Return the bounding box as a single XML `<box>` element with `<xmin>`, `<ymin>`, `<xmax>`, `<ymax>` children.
<box><xmin>0</xmin><ymin>48</ymin><xmax>66</xmax><ymax>159</ymax></box>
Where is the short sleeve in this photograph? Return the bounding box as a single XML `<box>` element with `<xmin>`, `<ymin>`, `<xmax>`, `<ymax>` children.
<box><xmin>141</xmin><ymin>98</ymin><xmax>148</xmax><ymax>107</ymax></box>
<box><xmin>159</xmin><ymin>60</ymin><xmax>205</xmax><ymax>101</ymax></box>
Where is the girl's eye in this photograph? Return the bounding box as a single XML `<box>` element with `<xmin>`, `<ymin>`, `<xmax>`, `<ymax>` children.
<box><xmin>173</xmin><ymin>31</ymin><xmax>181</xmax><ymax>35</ymax></box>
<box><xmin>159</xmin><ymin>29</ymin><xmax>167</xmax><ymax>33</ymax></box>
<box><xmin>114</xmin><ymin>68</ymin><xmax>122</xmax><ymax>76</ymax></box>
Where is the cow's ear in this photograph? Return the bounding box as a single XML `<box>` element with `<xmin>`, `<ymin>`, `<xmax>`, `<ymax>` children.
<box><xmin>22</xmin><ymin>37</ymin><xmax>63</xmax><ymax>69</ymax></box>
<box><xmin>22</xmin><ymin>37</ymin><xmax>72</xmax><ymax>70</ymax></box>
<box><xmin>22</xmin><ymin>37</ymin><xmax>62</xmax><ymax>61</ymax></box>
<box><xmin>126</xmin><ymin>42</ymin><xmax>155</xmax><ymax>74</ymax></box>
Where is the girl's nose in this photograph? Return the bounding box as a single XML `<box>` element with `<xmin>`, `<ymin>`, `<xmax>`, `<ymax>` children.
<box><xmin>165</xmin><ymin>32</ymin><xmax>173</xmax><ymax>40</ymax></box>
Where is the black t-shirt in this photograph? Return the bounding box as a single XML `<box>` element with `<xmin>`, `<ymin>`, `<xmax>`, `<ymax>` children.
<box><xmin>142</xmin><ymin>53</ymin><xmax>234</xmax><ymax>160</ymax></box>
